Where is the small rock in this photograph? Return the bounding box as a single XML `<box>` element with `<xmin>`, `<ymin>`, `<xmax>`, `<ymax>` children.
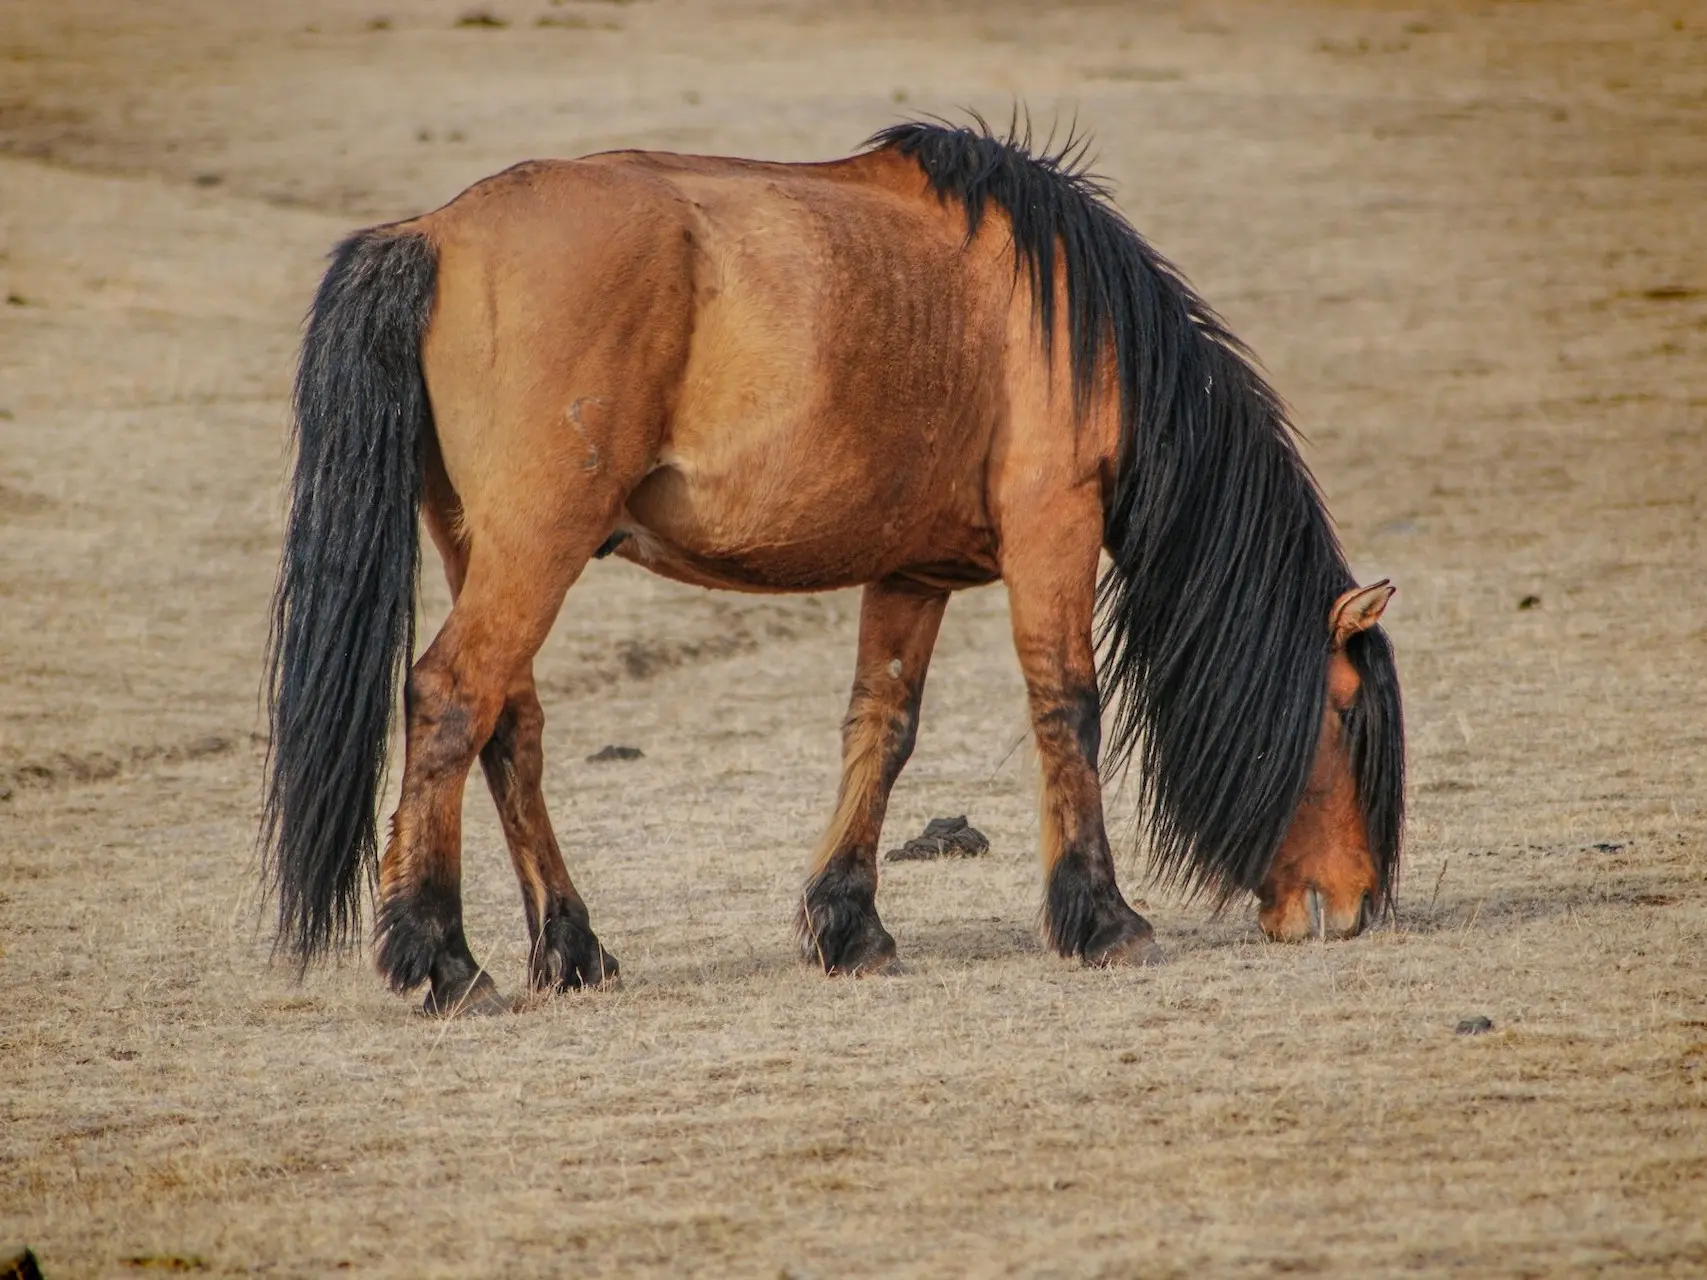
<box><xmin>586</xmin><ymin>744</ymin><xmax>643</xmax><ymax>763</ymax></box>
<box><xmin>1455</xmin><ymin>1015</ymin><xmax>1495</xmax><ymax>1036</ymax></box>
<box><xmin>1517</xmin><ymin>594</ymin><xmax>1541</xmax><ymax>610</ymax></box>
<box><xmin>885</xmin><ymin>815</ymin><xmax>989</xmax><ymax>862</ymax></box>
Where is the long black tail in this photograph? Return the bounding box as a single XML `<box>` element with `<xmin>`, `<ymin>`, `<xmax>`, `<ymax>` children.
<box><xmin>874</xmin><ymin>119</ymin><xmax>1403</xmax><ymax>902</ymax></box>
<box><xmin>263</xmin><ymin>229</ymin><xmax>437</xmax><ymax>963</ymax></box>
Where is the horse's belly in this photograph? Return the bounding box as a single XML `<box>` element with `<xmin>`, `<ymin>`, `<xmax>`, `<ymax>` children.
<box><xmin>613</xmin><ymin>435</ymin><xmax>995</xmax><ymax>593</ymax></box>
<box><xmin>613</xmin><ymin>462</ymin><xmax>904</xmax><ymax>591</ymax></box>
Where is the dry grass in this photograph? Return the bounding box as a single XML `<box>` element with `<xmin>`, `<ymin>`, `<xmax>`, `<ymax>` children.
<box><xmin>2</xmin><ymin>1</ymin><xmax>1705</xmax><ymax>1275</ymax></box>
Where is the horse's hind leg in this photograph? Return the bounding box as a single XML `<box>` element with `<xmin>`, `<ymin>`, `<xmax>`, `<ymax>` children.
<box><xmin>374</xmin><ymin>563</ymin><xmax>565</xmax><ymax>1014</ymax></box>
<box><xmin>798</xmin><ymin>578</ymin><xmax>948</xmax><ymax>974</ymax></box>
<box><xmin>479</xmin><ymin>670</ymin><xmax>617</xmax><ymax>991</ymax></box>
<box><xmin>1000</xmin><ymin>495</ymin><xmax>1164</xmax><ymax>967</ymax></box>
<box><xmin>379</xmin><ymin>477</ymin><xmax>619</xmax><ymax>1015</ymax></box>
<box><xmin>421</xmin><ymin>491</ymin><xmax>615</xmax><ymax>994</ymax></box>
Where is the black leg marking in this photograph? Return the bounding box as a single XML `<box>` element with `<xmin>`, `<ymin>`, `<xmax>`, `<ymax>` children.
<box><xmin>796</xmin><ymin>855</ymin><xmax>896</xmax><ymax>975</ymax></box>
<box><xmin>531</xmin><ymin>895</ymin><xmax>619</xmax><ymax>991</ymax></box>
<box><xmin>375</xmin><ymin>878</ymin><xmax>461</xmax><ymax>993</ymax></box>
<box><xmin>878</xmin><ymin>698</ymin><xmax>921</xmax><ymax>790</ymax></box>
<box><xmin>375</xmin><ymin>881</ymin><xmax>508</xmax><ymax>1015</ymax></box>
<box><xmin>480</xmin><ymin>702</ymin><xmax>521</xmax><ymax>776</ymax></box>
<box><xmin>1035</xmin><ymin>681</ymin><xmax>1102</xmax><ymax>770</ymax></box>
<box><xmin>1046</xmin><ymin>848</ymin><xmax>1162</xmax><ymax>967</ymax></box>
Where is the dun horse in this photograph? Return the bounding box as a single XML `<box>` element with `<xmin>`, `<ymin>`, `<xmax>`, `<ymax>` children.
<box><xmin>264</xmin><ymin>122</ymin><xmax>1404</xmax><ymax>1014</ymax></box>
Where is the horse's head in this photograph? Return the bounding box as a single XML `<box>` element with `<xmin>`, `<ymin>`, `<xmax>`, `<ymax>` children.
<box><xmin>1258</xmin><ymin>580</ymin><xmax>1404</xmax><ymax>941</ymax></box>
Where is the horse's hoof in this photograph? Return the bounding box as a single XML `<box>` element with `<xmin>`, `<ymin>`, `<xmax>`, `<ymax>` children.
<box><xmin>590</xmin><ymin>947</ymin><xmax>622</xmax><ymax>988</ymax></box>
<box><xmin>1048</xmin><ymin>863</ymin><xmax>1162</xmax><ymax>967</ymax></box>
<box><xmin>533</xmin><ymin>941</ymin><xmax>621</xmax><ymax>992</ymax></box>
<box><xmin>422</xmin><ymin>971</ymin><xmax>511</xmax><ymax>1018</ymax></box>
<box><xmin>530</xmin><ymin>905</ymin><xmax>620</xmax><ymax>991</ymax></box>
<box><xmin>826</xmin><ymin>926</ymin><xmax>900</xmax><ymax>977</ymax></box>
<box><xmin>1087</xmin><ymin>930</ymin><xmax>1167</xmax><ymax>968</ymax></box>
<box><xmin>1081</xmin><ymin>908</ymin><xmax>1165</xmax><ymax>968</ymax></box>
<box><xmin>798</xmin><ymin>861</ymin><xmax>898</xmax><ymax>975</ymax></box>
<box><xmin>799</xmin><ymin>900</ymin><xmax>898</xmax><ymax>974</ymax></box>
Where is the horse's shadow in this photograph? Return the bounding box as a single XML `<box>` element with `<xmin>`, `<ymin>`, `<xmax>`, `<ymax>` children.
<box><xmin>1389</xmin><ymin>880</ymin><xmax>1679</xmax><ymax>937</ymax></box>
<box><xmin>512</xmin><ymin>866</ymin><xmax>1666</xmax><ymax>1010</ymax></box>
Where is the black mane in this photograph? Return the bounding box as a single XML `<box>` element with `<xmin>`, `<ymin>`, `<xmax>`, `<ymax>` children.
<box><xmin>870</xmin><ymin>119</ymin><xmax>1404</xmax><ymax>902</ymax></box>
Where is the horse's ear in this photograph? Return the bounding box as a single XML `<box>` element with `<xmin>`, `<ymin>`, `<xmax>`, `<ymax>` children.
<box><xmin>1331</xmin><ymin>580</ymin><xmax>1395</xmax><ymax>645</ymax></box>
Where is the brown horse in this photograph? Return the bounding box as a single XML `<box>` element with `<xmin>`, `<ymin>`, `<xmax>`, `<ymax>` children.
<box><xmin>263</xmin><ymin>122</ymin><xmax>1404</xmax><ymax>1015</ymax></box>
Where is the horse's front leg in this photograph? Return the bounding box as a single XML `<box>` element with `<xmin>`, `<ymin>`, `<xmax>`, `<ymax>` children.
<box><xmin>1001</xmin><ymin>499</ymin><xmax>1164</xmax><ymax>967</ymax></box>
<box><xmin>797</xmin><ymin>577</ymin><xmax>949</xmax><ymax>974</ymax></box>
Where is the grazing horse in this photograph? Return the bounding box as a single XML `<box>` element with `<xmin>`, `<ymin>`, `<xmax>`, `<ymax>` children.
<box><xmin>263</xmin><ymin>122</ymin><xmax>1404</xmax><ymax>1015</ymax></box>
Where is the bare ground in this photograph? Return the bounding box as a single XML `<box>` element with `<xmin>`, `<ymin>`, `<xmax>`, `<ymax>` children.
<box><xmin>1</xmin><ymin>1</ymin><xmax>1704</xmax><ymax>1275</ymax></box>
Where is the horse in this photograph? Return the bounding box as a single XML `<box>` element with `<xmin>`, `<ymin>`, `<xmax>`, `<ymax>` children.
<box><xmin>262</xmin><ymin>121</ymin><xmax>1405</xmax><ymax>1015</ymax></box>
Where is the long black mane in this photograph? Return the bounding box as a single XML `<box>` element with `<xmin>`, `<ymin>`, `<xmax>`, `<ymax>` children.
<box><xmin>870</xmin><ymin>119</ymin><xmax>1404</xmax><ymax>903</ymax></box>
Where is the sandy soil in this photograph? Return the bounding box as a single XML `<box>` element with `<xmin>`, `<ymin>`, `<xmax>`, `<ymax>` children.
<box><xmin>2</xmin><ymin>1</ymin><xmax>1704</xmax><ymax>1275</ymax></box>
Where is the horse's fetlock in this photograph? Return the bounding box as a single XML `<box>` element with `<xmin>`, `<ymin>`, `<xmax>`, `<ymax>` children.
<box><xmin>531</xmin><ymin>902</ymin><xmax>618</xmax><ymax>991</ymax></box>
<box><xmin>797</xmin><ymin>858</ymin><xmax>894</xmax><ymax>974</ymax></box>
<box><xmin>1045</xmin><ymin>848</ymin><xmax>1150</xmax><ymax>962</ymax></box>
<box><xmin>375</xmin><ymin>881</ymin><xmax>465</xmax><ymax>993</ymax></box>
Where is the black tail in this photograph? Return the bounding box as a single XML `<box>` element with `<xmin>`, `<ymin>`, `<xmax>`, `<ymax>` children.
<box><xmin>263</xmin><ymin>229</ymin><xmax>437</xmax><ymax>963</ymax></box>
<box><xmin>872</xmin><ymin>119</ymin><xmax>1404</xmax><ymax>902</ymax></box>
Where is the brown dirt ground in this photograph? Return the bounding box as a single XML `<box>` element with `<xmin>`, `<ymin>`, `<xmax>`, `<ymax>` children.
<box><xmin>2</xmin><ymin>1</ymin><xmax>1705</xmax><ymax>1275</ymax></box>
